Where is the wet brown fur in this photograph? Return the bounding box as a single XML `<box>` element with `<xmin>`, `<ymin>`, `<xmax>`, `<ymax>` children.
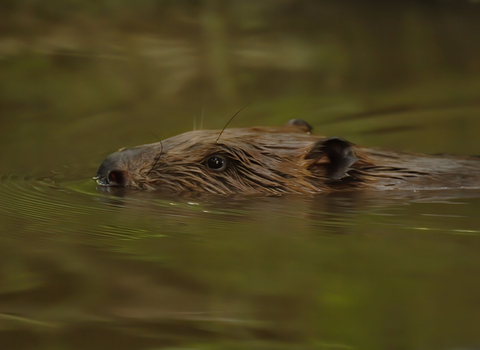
<box><xmin>95</xmin><ymin>121</ymin><xmax>480</xmax><ymax>194</ymax></box>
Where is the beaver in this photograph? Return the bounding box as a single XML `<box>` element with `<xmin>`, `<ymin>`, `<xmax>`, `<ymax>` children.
<box><xmin>94</xmin><ymin>119</ymin><xmax>480</xmax><ymax>195</ymax></box>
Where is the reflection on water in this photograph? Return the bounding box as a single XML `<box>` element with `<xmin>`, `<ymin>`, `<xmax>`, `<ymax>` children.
<box><xmin>1</xmin><ymin>0</ymin><xmax>480</xmax><ymax>349</ymax></box>
<box><xmin>1</xmin><ymin>173</ymin><xmax>480</xmax><ymax>349</ymax></box>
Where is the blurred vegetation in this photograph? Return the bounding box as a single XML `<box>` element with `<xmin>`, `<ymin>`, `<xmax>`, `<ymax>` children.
<box><xmin>1</xmin><ymin>0</ymin><xmax>479</xmax><ymax>101</ymax></box>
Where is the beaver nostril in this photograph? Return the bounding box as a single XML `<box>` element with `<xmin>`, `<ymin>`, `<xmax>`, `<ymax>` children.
<box><xmin>107</xmin><ymin>170</ymin><xmax>128</xmax><ymax>186</ymax></box>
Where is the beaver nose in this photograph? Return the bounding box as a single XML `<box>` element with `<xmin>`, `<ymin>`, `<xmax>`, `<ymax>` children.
<box><xmin>94</xmin><ymin>151</ymin><xmax>129</xmax><ymax>187</ymax></box>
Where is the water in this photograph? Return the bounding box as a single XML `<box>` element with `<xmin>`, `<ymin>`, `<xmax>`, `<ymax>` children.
<box><xmin>1</xmin><ymin>172</ymin><xmax>480</xmax><ymax>349</ymax></box>
<box><xmin>1</xmin><ymin>1</ymin><xmax>480</xmax><ymax>349</ymax></box>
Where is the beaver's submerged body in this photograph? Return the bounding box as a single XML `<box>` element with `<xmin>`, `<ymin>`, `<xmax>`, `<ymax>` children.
<box><xmin>95</xmin><ymin>120</ymin><xmax>480</xmax><ymax>194</ymax></box>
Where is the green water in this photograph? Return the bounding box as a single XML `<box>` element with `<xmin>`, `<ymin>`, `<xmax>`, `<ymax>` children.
<box><xmin>1</xmin><ymin>1</ymin><xmax>480</xmax><ymax>349</ymax></box>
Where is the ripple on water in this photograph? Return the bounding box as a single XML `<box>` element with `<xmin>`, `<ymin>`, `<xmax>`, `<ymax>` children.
<box><xmin>0</xmin><ymin>171</ymin><xmax>271</xmax><ymax>246</ymax></box>
<box><xmin>0</xmin><ymin>172</ymin><xmax>175</xmax><ymax>243</ymax></box>
<box><xmin>1</xmin><ymin>171</ymin><xmax>480</xmax><ymax>247</ymax></box>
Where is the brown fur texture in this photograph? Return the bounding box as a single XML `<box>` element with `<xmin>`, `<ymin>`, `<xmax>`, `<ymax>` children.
<box><xmin>95</xmin><ymin>120</ymin><xmax>480</xmax><ymax>194</ymax></box>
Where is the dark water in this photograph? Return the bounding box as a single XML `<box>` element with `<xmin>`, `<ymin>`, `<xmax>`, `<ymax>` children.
<box><xmin>1</xmin><ymin>1</ymin><xmax>480</xmax><ymax>349</ymax></box>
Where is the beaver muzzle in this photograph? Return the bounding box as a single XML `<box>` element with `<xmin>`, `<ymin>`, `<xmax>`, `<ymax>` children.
<box><xmin>94</xmin><ymin>150</ymin><xmax>131</xmax><ymax>187</ymax></box>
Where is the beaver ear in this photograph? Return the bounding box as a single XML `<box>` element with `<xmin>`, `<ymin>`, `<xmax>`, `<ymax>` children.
<box><xmin>306</xmin><ymin>137</ymin><xmax>358</xmax><ymax>180</ymax></box>
<box><xmin>285</xmin><ymin>119</ymin><xmax>312</xmax><ymax>133</ymax></box>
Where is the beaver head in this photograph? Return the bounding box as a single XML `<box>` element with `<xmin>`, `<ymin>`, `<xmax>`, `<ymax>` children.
<box><xmin>95</xmin><ymin>119</ymin><xmax>370</xmax><ymax>194</ymax></box>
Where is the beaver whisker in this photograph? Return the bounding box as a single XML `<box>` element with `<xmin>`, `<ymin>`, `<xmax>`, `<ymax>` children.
<box><xmin>146</xmin><ymin>133</ymin><xmax>163</xmax><ymax>177</ymax></box>
<box><xmin>215</xmin><ymin>103</ymin><xmax>251</xmax><ymax>144</ymax></box>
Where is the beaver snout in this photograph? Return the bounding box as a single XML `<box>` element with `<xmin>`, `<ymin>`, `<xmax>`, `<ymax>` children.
<box><xmin>93</xmin><ymin>149</ymin><xmax>135</xmax><ymax>187</ymax></box>
<box><xmin>94</xmin><ymin>150</ymin><xmax>131</xmax><ymax>187</ymax></box>
<box><xmin>95</xmin><ymin>145</ymin><xmax>161</xmax><ymax>188</ymax></box>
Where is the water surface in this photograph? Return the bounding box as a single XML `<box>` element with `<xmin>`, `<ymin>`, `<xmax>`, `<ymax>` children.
<box><xmin>1</xmin><ymin>1</ymin><xmax>480</xmax><ymax>349</ymax></box>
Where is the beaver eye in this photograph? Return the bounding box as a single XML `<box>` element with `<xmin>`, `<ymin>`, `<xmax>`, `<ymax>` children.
<box><xmin>206</xmin><ymin>155</ymin><xmax>227</xmax><ymax>171</ymax></box>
